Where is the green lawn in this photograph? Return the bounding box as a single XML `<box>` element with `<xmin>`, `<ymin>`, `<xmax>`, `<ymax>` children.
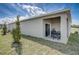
<box><xmin>0</xmin><ymin>29</ymin><xmax>79</xmax><ymax>55</ymax></box>
<box><xmin>0</xmin><ymin>29</ymin><xmax>13</xmax><ymax>54</ymax></box>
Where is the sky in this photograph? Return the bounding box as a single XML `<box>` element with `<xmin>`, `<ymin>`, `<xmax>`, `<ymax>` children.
<box><xmin>0</xmin><ymin>3</ymin><xmax>79</xmax><ymax>25</ymax></box>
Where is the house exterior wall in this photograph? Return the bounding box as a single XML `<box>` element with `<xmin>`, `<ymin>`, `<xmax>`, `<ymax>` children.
<box><xmin>51</xmin><ymin>19</ymin><xmax>60</xmax><ymax>31</ymax></box>
<box><xmin>60</xmin><ymin>12</ymin><xmax>71</xmax><ymax>44</ymax></box>
<box><xmin>43</xmin><ymin>17</ymin><xmax>60</xmax><ymax>31</ymax></box>
<box><xmin>7</xmin><ymin>23</ymin><xmax>16</xmax><ymax>31</ymax></box>
<box><xmin>7</xmin><ymin>10</ymin><xmax>71</xmax><ymax>44</ymax></box>
<box><xmin>60</xmin><ymin>14</ymin><xmax>68</xmax><ymax>44</ymax></box>
<box><xmin>20</xmin><ymin>18</ymin><xmax>44</xmax><ymax>38</ymax></box>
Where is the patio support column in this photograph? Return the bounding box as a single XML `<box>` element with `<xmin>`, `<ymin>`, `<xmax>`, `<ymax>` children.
<box><xmin>60</xmin><ymin>14</ymin><xmax>68</xmax><ymax>44</ymax></box>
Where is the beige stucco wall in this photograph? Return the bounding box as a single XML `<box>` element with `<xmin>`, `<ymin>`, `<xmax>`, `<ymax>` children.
<box><xmin>51</xmin><ymin>19</ymin><xmax>60</xmax><ymax>31</ymax></box>
<box><xmin>20</xmin><ymin>18</ymin><xmax>44</xmax><ymax>38</ymax></box>
<box><xmin>43</xmin><ymin>17</ymin><xmax>60</xmax><ymax>31</ymax></box>
<box><xmin>7</xmin><ymin>23</ymin><xmax>16</xmax><ymax>31</ymax></box>
<box><xmin>67</xmin><ymin>13</ymin><xmax>71</xmax><ymax>37</ymax></box>
<box><xmin>60</xmin><ymin>14</ymin><xmax>68</xmax><ymax>44</ymax></box>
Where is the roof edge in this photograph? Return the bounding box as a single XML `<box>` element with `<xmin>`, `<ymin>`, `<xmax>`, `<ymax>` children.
<box><xmin>8</xmin><ymin>9</ymin><xmax>71</xmax><ymax>25</ymax></box>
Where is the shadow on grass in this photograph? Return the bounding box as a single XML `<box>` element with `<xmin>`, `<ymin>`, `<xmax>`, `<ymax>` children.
<box><xmin>21</xmin><ymin>33</ymin><xmax>79</xmax><ymax>55</ymax></box>
<box><xmin>12</xmin><ymin>42</ymin><xmax>22</xmax><ymax>55</ymax></box>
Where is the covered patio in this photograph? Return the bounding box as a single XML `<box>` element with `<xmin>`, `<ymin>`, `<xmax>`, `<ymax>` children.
<box><xmin>43</xmin><ymin>12</ymin><xmax>71</xmax><ymax>44</ymax></box>
<box><xmin>43</xmin><ymin>17</ymin><xmax>61</xmax><ymax>40</ymax></box>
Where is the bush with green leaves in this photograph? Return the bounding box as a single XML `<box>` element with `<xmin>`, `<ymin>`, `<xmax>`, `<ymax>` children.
<box><xmin>12</xmin><ymin>16</ymin><xmax>21</xmax><ymax>43</ymax></box>
<box><xmin>2</xmin><ymin>23</ymin><xmax>7</xmax><ymax>35</ymax></box>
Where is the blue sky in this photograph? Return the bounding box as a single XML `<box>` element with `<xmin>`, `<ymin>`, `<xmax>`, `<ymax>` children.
<box><xmin>0</xmin><ymin>3</ymin><xmax>79</xmax><ymax>25</ymax></box>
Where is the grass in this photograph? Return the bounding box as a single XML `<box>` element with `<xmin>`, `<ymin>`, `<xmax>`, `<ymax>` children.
<box><xmin>0</xmin><ymin>29</ymin><xmax>79</xmax><ymax>55</ymax></box>
<box><xmin>71</xmin><ymin>27</ymin><xmax>79</xmax><ymax>33</ymax></box>
<box><xmin>0</xmin><ymin>29</ymin><xmax>13</xmax><ymax>54</ymax></box>
<box><xmin>21</xmin><ymin>33</ymin><xmax>79</xmax><ymax>55</ymax></box>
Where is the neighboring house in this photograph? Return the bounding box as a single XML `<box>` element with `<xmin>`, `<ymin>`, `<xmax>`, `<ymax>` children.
<box><xmin>7</xmin><ymin>9</ymin><xmax>71</xmax><ymax>44</ymax></box>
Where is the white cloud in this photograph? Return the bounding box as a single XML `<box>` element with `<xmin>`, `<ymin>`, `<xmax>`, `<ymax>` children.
<box><xmin>0</xmin><ymin>15</ymin><xmax>29</xmax><ymax>24</ymax></box>
<box><xmin>0</xmin><ymin>4</ymin><xmax>46</xmax><ymax>24</ymax></box>
<box><xmin>72</xmin><ymin>19</ymin><xmax>79</xmax><ymax>25</ymax></box>
<box><xmin>0</xmin><ymin>17</ymin><xmax>16</xmax><ymax>24</ymax></box>
<box><xmin>22</xmin><ymin>5</ymin><xmax>46</xmax><ymax>16</ymax></box>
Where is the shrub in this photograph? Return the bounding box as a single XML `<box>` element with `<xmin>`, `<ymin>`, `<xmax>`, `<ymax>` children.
<box><xmin>12</xmin><ymin>16</ymin><xmax>21</xmax><ymax>43</ymax></box>
<box><xmin>74</xmin><ymin>31</ymin><xmax>78</xmax><ymax>34</ymax></box>
<box><xmin>16</xmin><ymin>16</ymin><xmax>21</xmax><ymax>40</ymax></box>
<box><xmin>2</xmin><ymin>23</ymin><xmax>7</xmax><ymax>35</ymax></box>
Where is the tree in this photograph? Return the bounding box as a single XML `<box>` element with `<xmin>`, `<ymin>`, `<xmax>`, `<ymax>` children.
<box><xmin>12</xmin><ymin>16</ymin><xmax>22</xmax><ymax>55</ymax></box>
<box><xmin>12</xmin><ymin>16</ymin><xmax>21</xmax><ymax>43</ymax></box>
<box><xmin>2</xmin><ymin>22</ymin><xmax>7</xmax><ymax>35</ymax></box>
<box><xmin>71</xmin><ymin>24</ymin><xmax>79</xmax><ymax>28</ymax></box>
